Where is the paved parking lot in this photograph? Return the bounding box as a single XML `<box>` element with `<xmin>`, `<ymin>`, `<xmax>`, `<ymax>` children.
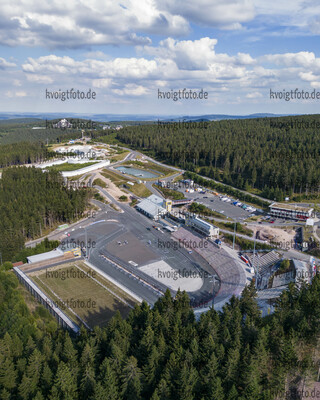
<box><xmin>106</xmin><ymin>231</ymin><xmax>156</xmax><ymax>265</ymax></box>
<box><xmin>65</xmin><ymin>205</ymin><xmax>218</xmax><ymax>307</ymax></box>
<box><xmin>174</xmin><ymin>185</ymin><xmax>258</xmax><ymax>220</ymax></box>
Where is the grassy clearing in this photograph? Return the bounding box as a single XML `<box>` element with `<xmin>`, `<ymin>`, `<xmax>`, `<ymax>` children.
<box><xmin>223</xmin><ymin>233</ymin><xmax>273</xmax><ymax>251</ymax></box>
<box><xmin>129</xmin><ymin>183</ymin><xmax>152</xmax><ymax>198</ymax></box>
<box><xmin>110</xmin><ymin>150</ymin><xmax>130</xmax><ymax>162</ymax></box>
<box><xmin>47</xmin><ymin>162</ymin><xmax>97</xmax><ymax>172</ymax></box>
<box><xmin>172</xmin><ymin>174</ymin><xmax>184</xmax><ymax>182</ymax></box>
<box><xmin>93</xmin><ymin>178</ymin><xmax>108</xmax><ymax>188</ymax></box>
<box><xmin>245</xmin><ymin>215</ymin><xmax>261</xmax><ymax>222</ymax></box>
<box><xmin>215</xmin><ymin>221</ymin><xmax>254</xmax><ymax>237</ymax></box>
<box><xmin>153</xmin><ymin>185</ymin><xmax>185</xmax><ymax>200</ymax></box>
<box><xmin>93</xmin><ymin>192</ymin><xmax>109</xmax><ymax>204</ymax></box>
<box><xmin>100</xmin><ymin>169</ymin><xmax>150</xmax><ymax>197</ymax></box>
<box><xmin>29</xmin><ymin>263</ymin><xmax>136</xmax><ymax>328</ymax></box>
<box><xmin>67</xmin><ymin>174</ymin><xmax>86</xmax><ymax>181</ymax></box>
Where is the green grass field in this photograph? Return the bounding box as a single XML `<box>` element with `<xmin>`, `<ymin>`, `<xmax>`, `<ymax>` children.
<box><xmin>29</xmin><ymin>262</ymin><xmax>137</xmax><ymax>328</ymax></box>
<box><xmin>129</xmin><ymin>183</ymin><xmax>152</xmax><ymax>197</ymax></box>
<box><xmin>153</xmin><ymin>185</ymin><xmax>185</xmax><ymax>200</ymax></box>
<box><xmin>47</xmin><ymin>162</ymin><xmax>98</xmax><ymax>172</ymax></box>
<box><xmin>110</xmin><ymin>150</ymin><xmax>130</xmax><ymax>162</ymax></box>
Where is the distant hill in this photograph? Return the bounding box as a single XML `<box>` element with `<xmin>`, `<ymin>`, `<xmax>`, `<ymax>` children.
<box><xmin>0</xmin><ymin>112</ymin><xmax>292</xmax><ymax>123</ymax></box>
<box><xmin>0</xmin><ymin>118</ymin><xmax>43</xmax><ymax>124</ymax></box>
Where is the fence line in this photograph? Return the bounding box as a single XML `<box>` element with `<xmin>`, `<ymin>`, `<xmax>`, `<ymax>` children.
<box><xmin>14</xmin><ymin>267</ymin><xmax>80</xmax><ymax>334</ymax></box>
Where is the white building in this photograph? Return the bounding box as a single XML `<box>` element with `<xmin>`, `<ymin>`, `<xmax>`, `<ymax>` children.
<box><xmin>27</xmin><ymin>248</ymin><xmax>64</xmax><ymax>263</ymax></box>
<box><xmin>185</xmin><ymin>215</ymin><xmax>219</xmax><ymax>238</ymax></box>
<box><xmin>269</xmin><ymin>203</ymin><xmax>313</xmax><ymax>221</ymax></box>
<box><xmin>136</xmin><ymin>194</ymin><xmax>167</xmax><ymax>220</ymax></box>
<box><xmin>53</xmin><ymin>119</ymin><xmax>72</xmax><ymax>129</ymax></box>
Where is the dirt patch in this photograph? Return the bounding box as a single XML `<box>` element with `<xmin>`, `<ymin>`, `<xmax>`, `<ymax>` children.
<box><xmin>251</xmin><ymin>224</ymin><xmax>296</xmax><ymax>245</ymax></box>
<box><xmin>94</xmin><ymin>170</ymin><xmax>130</xmax><ymax>202</ymax></box>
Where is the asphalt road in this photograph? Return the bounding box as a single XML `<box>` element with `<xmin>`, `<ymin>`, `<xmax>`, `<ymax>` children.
<box><xmin>62</xmin><ymin>194</ymin><xmax>218</xmax><ymax>307</ymax></box>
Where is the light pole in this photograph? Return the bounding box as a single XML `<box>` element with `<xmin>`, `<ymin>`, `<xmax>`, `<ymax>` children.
<box><xmin>85</xmin><ymin>226</ymin><xmax>88</xmax><ymax>260</ymax></box>
<box><xmin>253</xmin><ymin>236</ymin><xmax>258</xmax><ymax>288</ymax></box>
<box><xmin>233</xmin><ymin>221</ymin><xmax>237</xmax><ymax>250</ymax></box>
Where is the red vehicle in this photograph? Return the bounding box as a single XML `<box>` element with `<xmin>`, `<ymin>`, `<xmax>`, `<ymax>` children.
<box><xmin>240</xmin><ymin>255</ymin><xmax>249</xmax><ymax>264</ymax></box>
<box><xmin>270</xmin><ymin>220</ymin><xmax>275</xmax><ymax>223</ymax></box>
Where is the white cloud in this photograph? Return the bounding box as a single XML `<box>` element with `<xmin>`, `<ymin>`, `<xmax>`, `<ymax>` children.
<box><xmin>0</xmin><ymin>57</ymin><xmax>16</xmax><ymax>69</ymax></box>
<box><xmin>26</xmin><ymin>74</ymin><xmax>53</xmax><ymax>84</ymax></box>
<box><xmin>261</xmin><ymin>52</ymin><xmax>316</xmax><ymax>67</ymax></box>
<box><xmin>246</xmin><ymin>91</ymin><xmax>262</xmax><ymax>98</ymax></box>
<box><xmin>157</xmin><ymin>0</ymin><xmax>255</xmax><ymax>29</ymax></box>
<box><xmin>0</xmin><ymin>0</ymin><xmax>189</xmax><ymax>48</ymax></box>
<box><xmin>0</xmin><ymin>0</ymin><xmax>320</xmax><ymax>52</ymax></box>
<box><xmin>22</xmin><ymin>55</ymin><xmax>158</xmax><ymax>80</ymax></box>
<box><xmin>4</xmin><ymin>35</ymin><xmax>320</xmax><ymax>112</ymax></box>
<box><xmin>84</xmin><ymin>51</ymin><xmax>110</xmax><ymax>60</ymax></box>
<box><xmin>92</xmin><ymin>78</ymin><xmax>113</xmax><ymax>88</ymax></box>
<box><xmin>310</xmin><ymin>81</ymin><xmax>320</xmax><ymax>89</ymax></box>
<box><xmin>5</xmin><ymin>90</ymin><xmax>27</xmax><ymax>97</ymax></box>
<box><xmin>299</xmin><ymin>72</ymin><xmax>319</xmax><ymax>82</ymax></box>
<box><xmin>19</xmin><ymin>40</ymin><xmax>320</xmax><ymax>100</ymax></box>
<box><xmin>113</xmin><ymin>83</ymin><xmax>148</xmax><ymax>96</ymax></box>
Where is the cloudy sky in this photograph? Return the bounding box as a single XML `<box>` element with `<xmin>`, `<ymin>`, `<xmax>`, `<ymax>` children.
<box><xmin>1</xmin><ymin>0</ymin><xmax>320</xmax><ymax>116</ymax></box>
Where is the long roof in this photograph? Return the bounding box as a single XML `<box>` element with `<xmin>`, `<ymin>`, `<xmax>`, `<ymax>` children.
<box><xmin>269</xmin><ymin>202</ymin><xmax>313</xmax><ymax>212</ymax></box>
<box><xmin>137</xmin><ymin>195</ymin><xmax>166</xmax><ymax>217</ymax></box>
<box><xmin>27</xmin><ymin>248</ymin><xmax>64</xmax><ymax>263</ymax></box>
<box><xmin>188</xmin><ymin>216</ymin><xmax>218</xmax><ymax>231</ymax></box>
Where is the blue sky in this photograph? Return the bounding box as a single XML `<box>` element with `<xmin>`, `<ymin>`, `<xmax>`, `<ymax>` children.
<box><xmin>1</xmin><ymin>0</ymin><xmax>320</xmax><ymax>116</ymax></box>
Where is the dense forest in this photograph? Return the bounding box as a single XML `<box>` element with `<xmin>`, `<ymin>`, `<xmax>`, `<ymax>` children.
<box><xmin>0</xmin><ymin>167</ymin><xmax>91</xmax><ymax>261</ymax></box>
<box><xmin>114</xmin><ymin>115</ymin><xmax>320</xmax><ymax>201</ymax></box>
<box><xmin>0</xmin><ymin>142</ymin><xmax>56</xmax><ymax>168</ymax></box>
<box><xmin>0</xmin><ymin>120</ymin><xmax>89</xmax><ymax>145</ymax></box>
<box><xmin>0</xmin><ymin>266</ymin><xmax>319</xmax><ymax>400</ymax></box>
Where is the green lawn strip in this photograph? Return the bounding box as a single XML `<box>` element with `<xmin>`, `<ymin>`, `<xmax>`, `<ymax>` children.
<box><xmin>93</xmin><ymin>178</ymin><xmax>107</xmax><ymax>188</ymax></box>
<box><xmin>129</xmin><ymin>183</ymin><xmax>152</xmax><ymax>198</ymax></box>
<box><xmin>47</xmin><ymin>162</ymin><xmax>98</xmax><ymax>172</ymax></box>
<box><xmin>153</xmin><ymin>184</ymin><xmax>185</xmax><ymax>200</ymax></box>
